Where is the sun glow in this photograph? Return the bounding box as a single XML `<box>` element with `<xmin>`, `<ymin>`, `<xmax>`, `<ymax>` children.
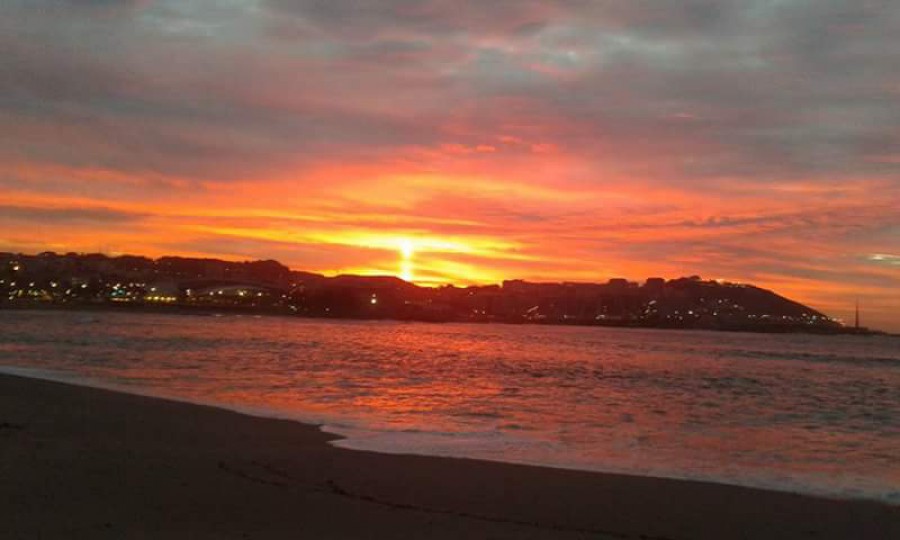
<box><xmin>399</xmin><ymin>238</ymin><xmax>415</xmax><ymax>282</ymax></box>
<box><xmin>400</xmin><ymin>238</ymin><xmax>415</xmax><ymax>260</ymax></box>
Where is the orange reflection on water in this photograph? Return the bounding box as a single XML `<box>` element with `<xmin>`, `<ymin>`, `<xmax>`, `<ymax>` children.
<box><xmin>4</xmin><ymin>310</ymin><xmax>899</xmax><ymax>502</ymax></box>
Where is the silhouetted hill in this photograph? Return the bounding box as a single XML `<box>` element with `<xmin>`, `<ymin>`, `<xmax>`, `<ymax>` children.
<box><xmin>0</xmin><ymin>251</ymin><xmax>864</xmax><ymax>333</ymax></box>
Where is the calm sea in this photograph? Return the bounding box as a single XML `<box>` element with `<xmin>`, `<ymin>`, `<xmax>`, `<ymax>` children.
<box><xmin>1</xmin><ymin>309</ymin><xmax>898</xmax><ymax>503</ymax></box>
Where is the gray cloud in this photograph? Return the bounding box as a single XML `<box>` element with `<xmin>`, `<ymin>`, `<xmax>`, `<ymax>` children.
<box><xmin>867</xmin><ymin>253</ymin><xmax>900</xmax><ymax>266</ymax></box>
<box><xmin>3</xmin><ymin>0</ymin><xmax>898</xmax><ymax>185</ymax></box>
<box><xmin>0</xmin><ymin>205</ymin><xmax>147</xmax><ymax>224</ymax></box>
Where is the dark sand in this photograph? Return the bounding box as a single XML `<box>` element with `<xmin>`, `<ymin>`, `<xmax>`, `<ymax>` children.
<box><xmin>1</xmin><ymin>374</ymin><xmax>897</xmax><ymax>539</ymax></box>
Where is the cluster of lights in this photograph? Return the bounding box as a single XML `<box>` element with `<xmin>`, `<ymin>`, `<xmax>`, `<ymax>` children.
<box><xmin>203</xmin><ymin>289</ymin><xmax>267</xmax><ymax>298</ymax></box>
<box><xmin>146</xmin><ymin>295</ymin><xmax>177</xmax><ymax>303</ymax></box>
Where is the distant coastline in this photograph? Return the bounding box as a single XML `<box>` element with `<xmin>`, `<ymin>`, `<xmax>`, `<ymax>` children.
<box><xmin>3</xmin><ymin>302</ymin><xmax>893</xmax><ymax>338</ymax></box>
<box><xmin>0</xmin><ymin>251</ymin><xmax>886</xmax><ymax>335</ymax></box>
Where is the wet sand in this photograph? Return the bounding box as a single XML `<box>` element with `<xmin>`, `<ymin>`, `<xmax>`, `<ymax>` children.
<box><xmin>1</xmin><ymin>373</ymin><xmax>897</xmax><ymax>539</ymax></box>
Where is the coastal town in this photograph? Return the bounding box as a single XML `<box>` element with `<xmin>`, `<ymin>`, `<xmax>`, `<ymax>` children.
<box><xmin>1</xmin><ymin>251</ymin><xmax>864</xmax><ymax>334</ymax></box>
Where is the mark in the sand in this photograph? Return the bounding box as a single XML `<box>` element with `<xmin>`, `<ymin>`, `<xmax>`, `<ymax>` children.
<box><xmin>215</xmin><ymin>459</ymin><xmax>679</xmax><ymax>540</ymax></box>
<box><xmin>322</xmin><ymin>479</ymin><xmax>678</xmax><ymax>540</ymax></box>
<box><xmin>0</xmin><ymin>422</ymin><xmax>25</xmax><ymax>431</ymax></box>
<box><xmin>252</xmin><ymin>459</ymin><xmax>293</xmax><ymax>481</ymax></box>
<box><xmin>217</xmin><ymin>460</ymin><xmax>291</xmax><ymax>488</ymax></box>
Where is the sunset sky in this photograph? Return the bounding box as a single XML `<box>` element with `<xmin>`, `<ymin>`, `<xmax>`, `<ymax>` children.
<box><xmin>2</xmin><ymin>1</ymin><xmax>899</xmax><ymax>331</ymax></box>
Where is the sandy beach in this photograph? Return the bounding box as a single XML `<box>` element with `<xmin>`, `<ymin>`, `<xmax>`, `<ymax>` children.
<box><xmin>1</xmin><ymin>373</ymin><xmax>896</xmax><ymax>539</ymax></box>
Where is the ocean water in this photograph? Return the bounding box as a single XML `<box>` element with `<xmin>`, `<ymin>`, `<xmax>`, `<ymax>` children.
<box><xmin>1</xmin><ymin>309</ymin><xmax>898</xmax><ymax>504</ymax></box>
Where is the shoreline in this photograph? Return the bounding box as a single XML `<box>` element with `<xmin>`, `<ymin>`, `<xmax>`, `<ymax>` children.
<box><xmin>2</xmin><ymin>372</ymin><xmax>897</xmax><ymax>539</ymax></box>
<box><xmin>4</xmin><ymin>362</ymin><xmax>896</xmax><ymax>506</ymax></box>
<box><xmin>2</xmin><ymin>303</ymin><xmax>894</xmax><ymax>337</ymax></box>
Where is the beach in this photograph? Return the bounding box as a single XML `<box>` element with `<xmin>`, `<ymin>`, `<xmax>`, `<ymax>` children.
<box><xmin>2</xmin><ymin>373</ymin><xmax>897</xmax><ymax>539</ymax></box>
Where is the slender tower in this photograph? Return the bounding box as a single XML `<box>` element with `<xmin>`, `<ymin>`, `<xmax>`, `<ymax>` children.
<box><xmin>854</xmin><ymin>299</ymin><xmax>860</xmax><ymax>331</ymax></box>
